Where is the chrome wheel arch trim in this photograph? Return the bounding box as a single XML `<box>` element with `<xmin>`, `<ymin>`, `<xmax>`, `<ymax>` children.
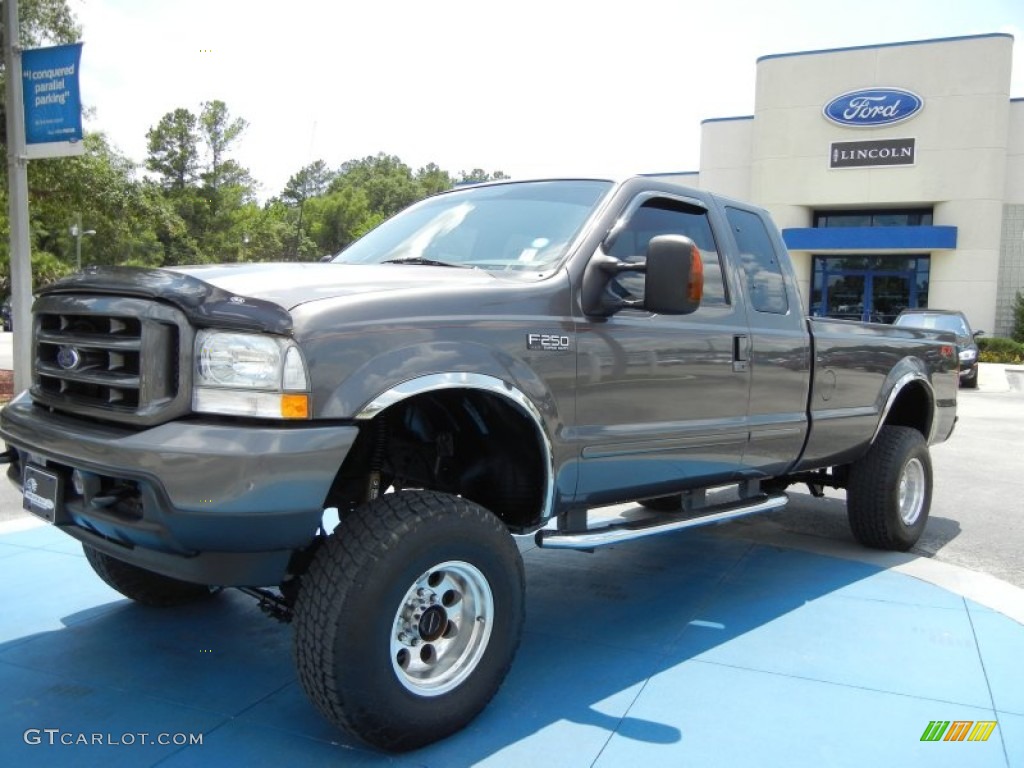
<box><xmin>872</xmin><ymin>371</ymin><xmax>936</xmax><ymax>445</ymax></box>
<box><xmin>356</xmin><ymin>372</ymin><xmax>556</xmax><ymax>521</ymax></box>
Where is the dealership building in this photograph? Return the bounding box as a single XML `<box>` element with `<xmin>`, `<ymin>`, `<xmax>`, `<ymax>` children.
<box><xmin>666</xmin><ymin>33</ymin><xmax>1022</xmax><ymax>337</ymax></box>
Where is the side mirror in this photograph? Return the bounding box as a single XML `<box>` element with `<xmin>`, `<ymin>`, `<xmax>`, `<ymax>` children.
<box><xmin>644</xmin><ymin>235</ymin><xmax>703</xmax><ymax>315</ymax></box>
<box><xmin>973</xmin><ymin>330</ymin><xmax>985</xmax><ymax>338</ymax></box>
<box><xmin>581</xmin><ymin>235</ymin><xmax>703</xmax><ymax>318</ymax></box>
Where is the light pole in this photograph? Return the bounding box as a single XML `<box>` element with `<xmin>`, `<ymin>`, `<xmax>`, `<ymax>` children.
<box><xmin>70</xmin><ymin>213</ymin><xmax>96</xmax><ymax>271</ymax></box>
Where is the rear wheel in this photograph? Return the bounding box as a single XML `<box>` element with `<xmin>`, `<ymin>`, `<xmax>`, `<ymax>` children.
<box><xmin>83</xmin><ymin>545</ymin><xmax>219</xmax><ymax>606</ymax></box>
<box><xmin>293</xmin><ymin>490</ymin><xmax>524</xmax><ymax>752</ymax></box>
<box><xmin>846</xmin><ymin>426</ymin><xmax>932</xmax><ymax>551</ymax></box>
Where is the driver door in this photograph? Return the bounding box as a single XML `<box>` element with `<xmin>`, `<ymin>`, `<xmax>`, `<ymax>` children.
<box><xmin>573</xmin><ymin>194</ymin><xmax>751</xmax><ymax>506</ymax></box>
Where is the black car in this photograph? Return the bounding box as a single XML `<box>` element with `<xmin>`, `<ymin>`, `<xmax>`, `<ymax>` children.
<box><xmin>894</xmin><ymin>309</ymin><xmax>983</xmax><ymax>388</ymax></box>
<box><xmin>1</xmin><ymin>301</ymin><xmax>10</xmax><ymax>333</ymax></box>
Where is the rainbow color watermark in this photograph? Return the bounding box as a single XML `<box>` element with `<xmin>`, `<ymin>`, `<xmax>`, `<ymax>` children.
<box><xmin>920</xmin><ymin>720</ymin><xmax>997</xmax><ymax>742</ymax></box>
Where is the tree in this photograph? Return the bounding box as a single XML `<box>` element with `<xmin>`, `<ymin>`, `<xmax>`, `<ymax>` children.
<box><xmin>331</xmin><ymin>153</ymin><xmax>421</xmax><ymax>218</ymax></box>
<box><xmin>13</xmin><ymin>0</ymin><xmax>79</xmax><ymax>47</ymax></box>
<box><xmin>199</xmin><ymin>100</ymin><xmax>250</xmax><ymax>194</ymax></box>
<box><xmin>305</xmin><ymin>186</ymin><xmax>378</xmax><ymax>255</ymax></box>
<box><xmin>145</xmin><ymin>108</ymin><xmax>200</xmax><ymax>190</ymax></box>
<box><xmin>143</xmin><ymin>101</ymin><xmax>257</xmax><ymax>263</ymax></box>
<box><xmin>457</xmin><ymin>169</ymin><xmax>509</xmax><ymax>184</ymax></box>
<box><xmin>415</xmin><ymin>163</ymin><xmax>453</xmax><ymax>197</ymax></box>
<box><xmin>30</xmin><ymin>133</ymin><xmax>180</xmax><ymax>268</ymax></box>
<box><xmin>282</xmin><ymin>160</ymin><xmax>335</xmax><ymax>205</ymax></box>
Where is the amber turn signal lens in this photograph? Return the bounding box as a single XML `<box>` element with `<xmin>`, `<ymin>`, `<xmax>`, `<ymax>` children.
<box><xmin>689</xmin><ymin>246</ymin><xmax>705</xmax><ymax>303</ymax></box>
<box><xmin>281</xmin><ymin>394</ymin><xmax>310</xmax><ymax>419</ymax></box>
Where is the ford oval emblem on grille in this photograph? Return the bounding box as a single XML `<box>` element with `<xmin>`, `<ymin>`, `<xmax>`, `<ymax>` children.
<box><xmin>56</xmin><ymin>345</ymin><xmax>82</xmax><ymax>370</ymax></box>
<box><xmin>823</xmin><ymin>87</ymin><xmax>923</xmax><ymax>127</ymax></box>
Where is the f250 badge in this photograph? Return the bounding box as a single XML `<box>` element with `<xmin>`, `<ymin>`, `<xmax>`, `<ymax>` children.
<box><xmin>527</xmin><ymin>333</ymin><xmax>571</xmax><ymax>352</ymax></box>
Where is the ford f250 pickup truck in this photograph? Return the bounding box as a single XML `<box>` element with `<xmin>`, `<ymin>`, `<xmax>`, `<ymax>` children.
<box><xmin>1</xmin><ymin>177</ymin><xmax>958</xmax><ymax>751</ymax></box>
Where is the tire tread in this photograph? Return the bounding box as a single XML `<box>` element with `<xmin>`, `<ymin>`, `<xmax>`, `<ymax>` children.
<box><xmin>83</xmin><ymin>545</ymin><xmax>217</xmax><ymax>607</ymax></box>
<box><xmin>847</xmin><ymin>426</ymin><xmax>930</xmax><ymax>551</ymax></box>
<box><xmin>293</xmin><ymin>490</ymin><xmax>523</xmax><ymax>751</ymax></box>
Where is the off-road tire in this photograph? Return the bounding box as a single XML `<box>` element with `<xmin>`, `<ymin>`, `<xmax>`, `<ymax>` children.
<box><xmin>847</xmin><ymin>426</ymin><xmax>932</xmax><ymax>551</ymax></box>
<box><xmin>293</xmin><ymin>490</ymin><xmax>525</xmax><ymax>752</ymax></box>
<box><xmin>638</xmin><ymin>495</ymin><xmax>683</xmax><ymax>512</ymax></box>
<box><xmin>83</xmin><ymin>545</ymin><xmax>219</xmax><ymax>606</ymax></box>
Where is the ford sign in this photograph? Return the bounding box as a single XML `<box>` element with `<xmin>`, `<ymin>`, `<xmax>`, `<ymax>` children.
<box><xmin>823</xmin><ymin>88</ymin><xmax>923</xmax><ymax>128</ymax></box>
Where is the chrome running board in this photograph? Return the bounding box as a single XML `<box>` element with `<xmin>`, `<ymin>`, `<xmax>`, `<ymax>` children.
<box><xmin>535</xmin><ymin>494</ymin><xmax>788</xmax><ymax>550</ymax></box>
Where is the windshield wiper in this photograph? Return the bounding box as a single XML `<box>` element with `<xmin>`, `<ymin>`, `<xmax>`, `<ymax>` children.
<box><xmin>381</xmin><ymin>257</ymin><xmax>474</xmax><ymax>269</ymax></box>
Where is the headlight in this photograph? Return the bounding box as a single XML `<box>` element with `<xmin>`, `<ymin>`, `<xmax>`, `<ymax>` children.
<box><xmin>958</xmin><ymin>349</ymin><xmax>977</xmax><ymax>363</ymax></box>
<box><xmin>193</xmin><ymin>330</ymin><xmax>310</xmax><ymax>419</ymax></box>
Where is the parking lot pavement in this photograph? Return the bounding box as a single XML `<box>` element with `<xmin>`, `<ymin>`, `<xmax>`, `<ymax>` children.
<box><xmin>1</xmin><ymin>519</ymin><xmax>1021</xmax><ymax>767</ymax></box>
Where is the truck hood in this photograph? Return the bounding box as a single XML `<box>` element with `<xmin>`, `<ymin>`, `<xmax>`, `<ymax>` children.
<box><xmin>39</xmin><ymin>263</ymin><xmax>498</xmax><ymax>335</ymax></box>
<box><xmin>167</xmin><ymin>262</ymin><xmax>496</xmax><ymax>310</ymax></box>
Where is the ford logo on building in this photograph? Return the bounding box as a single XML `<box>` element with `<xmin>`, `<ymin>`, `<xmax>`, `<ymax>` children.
<box><xmin>823</xmin><ymin>88</ymin><xmax>923</xmax><ymax>128</ymax></box>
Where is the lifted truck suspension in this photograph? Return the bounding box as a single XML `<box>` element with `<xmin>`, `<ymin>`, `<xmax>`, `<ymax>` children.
<box><xmin>237</xmin><ymin>586</ymin><xmax>293</xmax><ymax>623</ymax></box>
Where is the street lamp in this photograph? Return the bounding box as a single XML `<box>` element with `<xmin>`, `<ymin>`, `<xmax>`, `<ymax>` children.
<box><xmin>70</xmin><ymin>213</ymin><xmax>96</xmax><ymax>271</ymax></box>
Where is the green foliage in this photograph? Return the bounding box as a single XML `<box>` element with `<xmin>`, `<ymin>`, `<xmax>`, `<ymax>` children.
<box><xmin>16</xmin><ymin>0</ymin><xmax>80</xmax><ymax>46</ymax></box>
<box><xmin>282</xmin><ymin>160</ymin><xmax>335</xmax><ymax>205</ymax></box>
<box><xmin>331</xmin><ymin>154</ymin><xmax>422</xmax><ymax>219</ymax></box>
<box><xmin>977</xmin><ymin>336</ymin><xmax>1024</xmax><ymax>364</ymax></box>
<box><xmin>29</xmin><ymin>249</ymin><xmax>73</xmax><ymax>289</ymax></box>
<box><xmin>1012</xmin><ymin>291</ymin><xmax>1024</xmax><ymax>344</ymax></box>
<box><xmin>458</xmin><ymin>168</ymin><xmax>509</xmax><ymax>184</ymax></box>
<box><xmin>416</xmin><ymin>163</ymin><xmax>454</xmax><ymax>197</ymax></box>
<box><xmin>145</xmin><ymin>108</ymin><xmax>201</xmax><ymax>190</ymax></box>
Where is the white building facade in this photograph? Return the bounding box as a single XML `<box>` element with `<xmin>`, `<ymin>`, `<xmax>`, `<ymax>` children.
<box><xmin>669</xmin><ymin>33</ymin><xmax>1023</xmax><ymax>336</ymax></box>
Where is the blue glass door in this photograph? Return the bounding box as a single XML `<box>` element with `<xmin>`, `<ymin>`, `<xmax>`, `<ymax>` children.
<box><xmin>811</xmin><ymin>256</ymin><xmax>930</xmax><ymax>323</ymax></box>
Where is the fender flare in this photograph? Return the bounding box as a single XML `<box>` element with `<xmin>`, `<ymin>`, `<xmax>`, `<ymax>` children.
<box><xmin>871</xmin><ymin>370</ymin><xmax>937</xmax><ymax>445</ymax></box>
<box><xmin>355</xmin><ymin>372</ymin><xmax>557</xmax><ymax>521</ymax></box>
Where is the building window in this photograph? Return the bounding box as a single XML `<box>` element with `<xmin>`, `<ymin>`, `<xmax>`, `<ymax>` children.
<box><xmin>811</xmin><ymin>255</ymin><xmax>930</xmax><ymax>323</ymax></box>
<box><xmin>813</xmin><ymin>209</ymin><xmax>933</xmax><ymax>228</ymax></box>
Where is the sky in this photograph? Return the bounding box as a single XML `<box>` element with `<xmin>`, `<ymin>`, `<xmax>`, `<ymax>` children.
<box><xmin>69</xmin><ymin>0</ymin><xmax>1024</xmax><ymax>201</ymax></box>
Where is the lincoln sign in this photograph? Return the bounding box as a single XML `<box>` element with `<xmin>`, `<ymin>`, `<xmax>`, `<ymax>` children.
<box><xmin>830</xmin><ymin>138</ymin><xmax>915</xmax><ymax>169</ymax></box>
<box><xmin>823</xmin><ymin>87</ymin><xmax>923</xmax><ymax>127</ymax></box>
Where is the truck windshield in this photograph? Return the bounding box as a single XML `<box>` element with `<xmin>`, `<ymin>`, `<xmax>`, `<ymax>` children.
<box><xmin>331</xmin><ymin>180</ymin><xmax>613</xmax><ymax>272</ymax></box>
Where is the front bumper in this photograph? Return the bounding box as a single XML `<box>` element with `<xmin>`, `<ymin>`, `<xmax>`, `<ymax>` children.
<box><xmin>0</xmin><ymin>393</ymin><xmax>359</xmax><ymax>586</ymax></box>
<box><xmin>957</xmin><ymin>361</ymin><xmax>978</xmax><ymax>380</ymax></box>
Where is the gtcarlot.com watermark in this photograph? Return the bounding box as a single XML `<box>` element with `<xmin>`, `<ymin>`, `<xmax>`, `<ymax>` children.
<box><xmin>24</xmin><ymin>728</ymin><xmax>203</xmax><ymax>747</ymax></box>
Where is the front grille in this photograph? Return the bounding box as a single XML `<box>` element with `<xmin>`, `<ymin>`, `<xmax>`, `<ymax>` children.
<box><xmin>31</xmin><ymin>295</ymin><xmax>192</xmax><ymax>426</ymax></box>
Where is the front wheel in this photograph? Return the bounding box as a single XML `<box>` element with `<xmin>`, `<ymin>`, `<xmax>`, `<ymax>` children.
<box><xmin>846</xmin><ymin>426</ymin><xmax>932</xmax><ymax>551</ymax></box>
<box><xmin>83</xmin><ymin>545</ymin><xmax>219</xmax><ymax>606</ymax></box>
<box><xmin>293</xmin><ymin>491</ymin><xmax>524</xmax><ymax>752</ymax></box>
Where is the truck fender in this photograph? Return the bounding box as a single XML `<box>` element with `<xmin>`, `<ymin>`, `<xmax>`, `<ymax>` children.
<box><xmin>871</xmin><ymin>365</ymin><xmax>936</xmax><ymax>445</ymax></box>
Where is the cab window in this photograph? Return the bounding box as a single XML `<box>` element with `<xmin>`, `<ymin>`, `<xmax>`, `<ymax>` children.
<box><xmin>606</xmin><ymin>198</ymin><xmax>727</xmax><ymax>307</ymax></box>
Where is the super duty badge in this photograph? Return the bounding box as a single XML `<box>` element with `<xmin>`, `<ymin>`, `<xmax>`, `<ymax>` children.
<box><xmin>527</xmin><ymin>333</ymin><xmax>571</xmax><ymax>352</ymax></box>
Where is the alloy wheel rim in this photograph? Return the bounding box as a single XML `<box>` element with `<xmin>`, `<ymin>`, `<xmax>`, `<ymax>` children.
<box><xmin>389</xmin><ymin>560</ymin><xmax>493</xmax><ymax>696</ymax></box>
<box><xmin>898</xmin><ymin>457</ymin><xmax>926</xmax><ymax>526</ymax></box>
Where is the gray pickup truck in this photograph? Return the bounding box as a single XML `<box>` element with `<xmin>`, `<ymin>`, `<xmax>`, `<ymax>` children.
<box><xmin>1</xmin><ymin>177</ymin><xmax>958</xmax><ymax>751</ymax></box>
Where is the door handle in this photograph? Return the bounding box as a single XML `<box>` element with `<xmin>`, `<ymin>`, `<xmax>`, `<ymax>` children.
<box><xmin>733</xmin><ymin>334</ymin><xmax>749</xmax><ymax>373</ymax></box>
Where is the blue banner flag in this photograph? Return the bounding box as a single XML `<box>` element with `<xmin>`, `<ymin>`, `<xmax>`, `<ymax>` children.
<box><xmin>21</xmin><ymin>43</ymin><xmax>84</xmax><ymax>152</ymax></box>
